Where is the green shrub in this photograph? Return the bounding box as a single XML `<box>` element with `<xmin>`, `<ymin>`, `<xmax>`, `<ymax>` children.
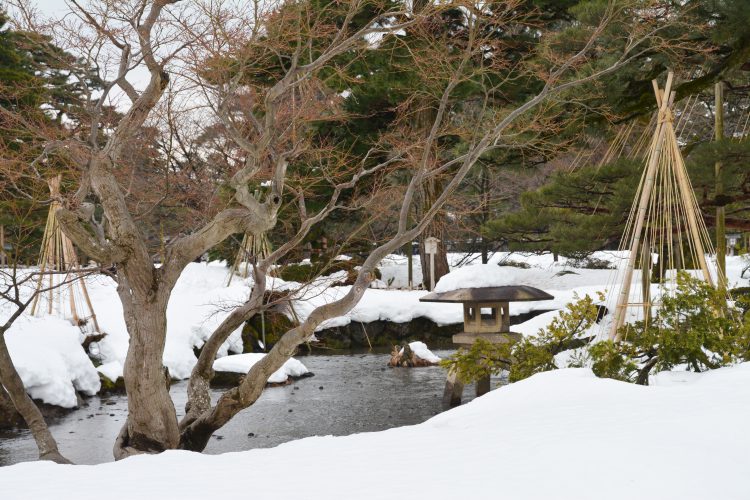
<box><xmin>730</xmin><ymin>287</ymin><xmax>750</xmax><ymax>316</ymax></box>
<box><xmin>591</xmin><ymin>273</ymin><xmax>750</xmax><ymax>383</ymax></box>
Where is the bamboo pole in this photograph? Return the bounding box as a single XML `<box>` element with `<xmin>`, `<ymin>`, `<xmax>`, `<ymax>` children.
<box><xmin>610</xmin><ymin>72</ymin><xmax>724</xmax><ymax>340</ymax></box>
<box><xmin>671</xmin><ymin>131</ymin><xmax>713</xmax><ymax>285</ymax></box>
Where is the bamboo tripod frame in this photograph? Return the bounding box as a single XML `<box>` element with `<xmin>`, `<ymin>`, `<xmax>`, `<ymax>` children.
<box><xmin>609</xmin><ymin>73</ymin><xmax>718</xmax><ymax>341</ymax></box>
<box><xmin>29</xmin><ymin>175</ymin><xmax>100</xmax><ymax>333</ymax></box>
<box><xmin>226</xmin><ymin>232</ymin><xmax>272</xmax><ymax>287</ymax></box>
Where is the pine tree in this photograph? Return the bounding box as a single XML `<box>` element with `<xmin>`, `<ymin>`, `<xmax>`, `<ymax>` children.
<box><xmin>0</xmin><ymin>11</ymin><xmax>99</xmax><ymax>262</ymax></box>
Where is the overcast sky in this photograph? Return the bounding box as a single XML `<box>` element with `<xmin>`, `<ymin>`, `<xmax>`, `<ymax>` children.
<box><xmin>31</xmin><ymin>0</ymin><xmax>70</xmax><ymax>16</ymax></box>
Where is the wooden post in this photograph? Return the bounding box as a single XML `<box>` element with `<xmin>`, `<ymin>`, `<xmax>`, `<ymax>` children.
<box><xmin>404</xmin><ymin>242</ymin><xmax>413</xmax><ymax>290</ymax></box>
<box><xmin>429</xmin><ymin>252</ymin><xmax>435</xmax><ymax>291</ymax></box>
<box><xmin>424</xmin><ymin>237</ymin><xmax>439</xmax><ymax>291</ymax></box>
<box><xmin>715</xmin><ymin>81</ymin><xmax>726</xmax><ymax>290</ymax></box>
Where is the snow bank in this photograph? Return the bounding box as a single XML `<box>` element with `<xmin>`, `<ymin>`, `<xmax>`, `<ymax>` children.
<box><xmin>96</xmin><ymin>361</ymin><xmax>123</xmax><ymax>383</ymax></box>
<box><xmin>212</xmin><ymin>353</ymin><xmax>309</xmax><ymax>384</ymax></box>
<box><xmin>3</xmin><ymin>363</ymin><xmax>749</xmax><ymax>499</ymax></box>
<box><xmin>260</xmin><ymin>253</ymin><xmax>750</xmax><ymax>333</ymax></box>
<box><xmin>4</xmin><ymin>316</ymin><xmax>100</xmax><ymax>408</ymax></box>
<box><xmin>400</xmin><ymin>341</ymin><xmax>441</xmax><ymax>363</ymax></box>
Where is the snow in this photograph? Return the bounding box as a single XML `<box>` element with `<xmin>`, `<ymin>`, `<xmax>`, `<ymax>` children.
<box><xmin>212</xmin><ymin>353</ymin><xmax>309</xmax><ymax>384</ymax></box>
<box><xmin>3</xmin><ymin>316</ymin><xmax>100</xmax><ymax>408</ymax></box>
<box><xmin>512</xmin><ymin>310</ymin><xmax>560</xmax><ymax>337</ymax></box>
<box><xmin>400</xmin><ymin>341</ymin><xmax>441</xmax><ymax>363</ymax></box>
<box><xmin>69</xmin><ymin>262</ymin><xmax>252</xmax><ymax>381</ymax></box>
<box><xmin>433</xmin><ymin>263</ymin><xmax>513</xmax><ymax>292</ymax></box>
<box><xmin>96</xmin><ymin>361</ymin><xmax>123</xmax><ymax>383</ymax></box>
<box><xmin>2</xmin><ymin>362</ymin><xmax>749</xmax><ymax>499</ymax></box>
<box><xmin>302</xmin><ymin>253</ymin><xmax>621</xmax><ymax>331</ymax></box>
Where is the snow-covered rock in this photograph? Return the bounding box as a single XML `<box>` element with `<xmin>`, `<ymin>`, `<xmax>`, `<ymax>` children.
<box><xmin>400</xmin><ymin>341</ymin><xmax>441</xmax><ymax>364</ymax></box>
<box><xmin>212</xmin><ymin>353</ymin><xmax>309</xmax><ymax>384</ymax></box>
<box><xmin>3</xmin><ymin>363</ymin><xmax>749</xmax><ymax>499</ymax></box>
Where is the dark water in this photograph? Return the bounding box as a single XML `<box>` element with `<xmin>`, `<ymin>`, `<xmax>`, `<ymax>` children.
<box><xmin>0</xmin><ymin>351</ymin><xmax>502</xmax><ymax>466</ymax></box>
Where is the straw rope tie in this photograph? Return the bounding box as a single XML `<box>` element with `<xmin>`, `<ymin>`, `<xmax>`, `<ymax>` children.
<box><xmin>658</xmin><ymin>108</ymin><xmax>674</xmax><ymax>124</ymax></box>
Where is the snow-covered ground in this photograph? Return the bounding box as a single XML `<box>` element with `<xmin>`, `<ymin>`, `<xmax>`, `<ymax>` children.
<box><xmin>2</xmin><ymin>362</ymin><xmax>748</xmax><ymax>499</ymax></box>
<box><xmin>3</xmin><ymin>252</ymin><xmax>747</xmax><ymax>405</ymax></box>
<box><xmin>303</xmin><ymin>251</ymin><xmax>748</xmax><ymax>332</ymax></box>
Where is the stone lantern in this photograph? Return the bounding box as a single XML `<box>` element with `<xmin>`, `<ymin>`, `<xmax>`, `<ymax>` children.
<box><xmin>420</xmin><ymin>285</ymin><xmax>554</xmax><ymax>406</ymax></box>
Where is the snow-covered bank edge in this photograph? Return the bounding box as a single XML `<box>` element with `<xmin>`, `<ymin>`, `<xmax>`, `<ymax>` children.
<box><xmin>4</xmin><ymin>316</ymin><xmax>100</xmax><ymax>409</ymax></box>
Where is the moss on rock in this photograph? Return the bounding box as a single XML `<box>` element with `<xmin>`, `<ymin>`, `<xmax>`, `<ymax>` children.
<box><xmin>242</xmin><ymin>310</ymin><xmax>298</xmax><ymax>352</ymax></box>
<box><xmin>98</xmin><ymin>373</ymin><xmax>126</xmax><ymax>394</ymax></box>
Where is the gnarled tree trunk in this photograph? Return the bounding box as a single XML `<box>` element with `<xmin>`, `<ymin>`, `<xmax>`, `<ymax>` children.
<box><xmin>114</xmin><ymin>276</ymin><xmax>179</xmax><ymax>458</ymax></box>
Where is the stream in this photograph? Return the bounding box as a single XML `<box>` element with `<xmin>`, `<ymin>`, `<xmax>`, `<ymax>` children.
<box><xmin>0</xmin><ymin>350</ymin><xmax>505</xmax><ymax>466</ymax></box>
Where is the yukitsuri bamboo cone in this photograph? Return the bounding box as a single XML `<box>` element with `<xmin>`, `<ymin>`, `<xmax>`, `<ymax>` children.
<box><xmin>609</xmin><ymin>75</ymin><xmax>674</xmax><ymax>339</ymax></box>
<box><xmin>609</xmin><ymin>73</ymin><xmax>713</xmax><ymax>341</ymax></box>
<box><xmin>226</xmin><ymin>231</ymin><xmax>272</xmax><ymax>287</ymax></box>
<box><xmin>29</xmin><ymin>175</ymin><xmax>100</xmax><ymax>333</ymax></box>
<box><xmin>226</xmin><ymin>189</ymin><xmax>272</xmax><ymax>287</ymax></box>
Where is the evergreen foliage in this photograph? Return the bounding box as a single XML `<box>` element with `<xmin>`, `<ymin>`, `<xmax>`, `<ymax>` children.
<box><xmin>0</xmin><ymin>11</ymin><xmax>101</xmax><ymax>262</ymax></box>
<box><xmin>485</xmin><ymin>134</ymin><xmax>750</xmax><ymax>257</ymax></box>
<box><xmin>590</xmin><ymin>273</ymin><xmax>750</xmax><ymax>383</ymax></box>
<box><xmin>482</xmin><ymin>0</ymin><xmax>750</xmax><ymax>256</ymax></box>
<box><xmin>484</xmin><ymin>158</ymin><xmax>641</xmax><ymax>256</ymax></box>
